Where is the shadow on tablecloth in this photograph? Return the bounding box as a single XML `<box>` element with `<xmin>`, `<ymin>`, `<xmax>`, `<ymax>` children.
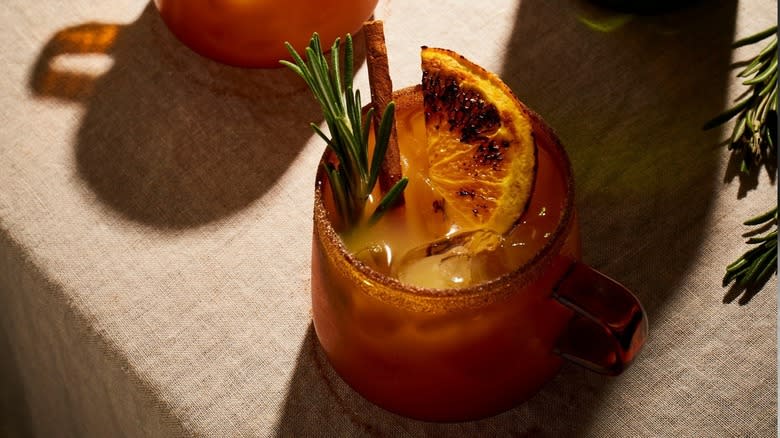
<box><xmin>275</xmin><ymin>0</ymin><xmax>737</xmax><ymax>436</ymax></box>
<box><xmin>0</xmin><ymin>327</ymin><xmax>35</xmax><ymax>438</ymax></box>
<box><xmin>499</xmin><ymin>0</ymin><xmax>738</xmax><ymax>434</ymax></box>
<box><xmin>27</xmin><ymin>2</ymin><xmax>334</xmax><ymax>229</ymax></box>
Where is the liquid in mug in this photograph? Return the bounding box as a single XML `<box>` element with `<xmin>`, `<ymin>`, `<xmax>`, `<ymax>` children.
<box><xmin>343</xmin><ymin>90</ymin><xmax>572</xmax><ymax>288</ymax></box>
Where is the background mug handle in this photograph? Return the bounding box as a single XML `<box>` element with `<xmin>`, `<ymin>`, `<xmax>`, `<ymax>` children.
<box><xmin>30</xmin><ymin>23</ymin><xmax>122</xmax><ymax>102</ymax></box>
<box><xmin>552</xmin><ymin>261</ymin><xmax>648</xmax><ymax>376</ymax></box>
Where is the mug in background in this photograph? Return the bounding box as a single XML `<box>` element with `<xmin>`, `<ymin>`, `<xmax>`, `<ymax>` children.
<box><xmin>153</xmin><ymin>0</ymin><xmax>379</xmax><ymax>68</ymax></box>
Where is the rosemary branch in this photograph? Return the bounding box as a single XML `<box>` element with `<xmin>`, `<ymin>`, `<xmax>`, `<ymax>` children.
<box><xmin>705</xmin><ymin>26</ymin><xmax>778</xmax><ymax>297</ymax></box>
<box><xmin>281</xmin><ymin>34</ymin><xmax>407</xmax><ymax>228</ymax></box>
<box><xmin>704</xmin><ymin>25</ymin><xmax>778</xmax><ymax>172</ymax></box>
<box><xmin>723</xmin><ymin>207</ymin><xmax>777</xmax><ymax>291</ymax></box>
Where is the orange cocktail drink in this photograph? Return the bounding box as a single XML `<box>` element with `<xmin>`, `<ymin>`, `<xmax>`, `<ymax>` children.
<box><xmin>313</xmin><ymin>86</ymin><xmax>604</xmax><ymax>422</ymax></box>
<box><xmin>303</xmin><ymin>40</ymin><xmax>646</xmax><ymax>422</ymax></box>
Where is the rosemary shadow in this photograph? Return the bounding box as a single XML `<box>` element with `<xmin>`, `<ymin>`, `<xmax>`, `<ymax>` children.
<box><xmin>722</xmin><ymin>147</ymin><xmax>777</xmax><ymax>199</ymax></box>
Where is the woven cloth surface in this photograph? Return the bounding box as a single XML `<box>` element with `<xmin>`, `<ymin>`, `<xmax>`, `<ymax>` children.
<box><xmin>0</xmin><ymin>1</ymin><xmax>776</xmax><ymax>436</ymax></box>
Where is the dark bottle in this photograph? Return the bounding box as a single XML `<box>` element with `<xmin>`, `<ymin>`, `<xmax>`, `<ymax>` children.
<box><xmin>589</xmin><ymin>0</ymin><xmax>703</xmax><ymax>14</ymax></box>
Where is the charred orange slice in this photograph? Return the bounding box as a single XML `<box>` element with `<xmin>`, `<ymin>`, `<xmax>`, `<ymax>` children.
<box><xmin>420</xmin><ymin>47</ymin><xmax>537</xmax><ymax>239</ymax></box>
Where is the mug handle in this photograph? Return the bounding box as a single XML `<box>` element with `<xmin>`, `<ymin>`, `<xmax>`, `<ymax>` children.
<box><xmin>552</xmin><ymin>261</ymin><xmax>648</xmax><ymax>376</ymax></box>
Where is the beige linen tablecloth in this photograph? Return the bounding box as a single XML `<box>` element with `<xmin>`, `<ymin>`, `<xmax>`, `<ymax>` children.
<box><xmin>0</xmin><ymin>0</ymin><xmax>776</xmax><ymax>436</ymax></box>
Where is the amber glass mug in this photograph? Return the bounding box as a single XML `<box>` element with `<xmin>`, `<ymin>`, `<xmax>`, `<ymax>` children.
<box><xmin>153</xmin><ymin>0</ymin><xmax>379</xmax><ymax>67</ymax></box>
<box><xmin>311</xmin><ymin>87</ymin><xmax>647</xmax><ymax>422</ymax></box>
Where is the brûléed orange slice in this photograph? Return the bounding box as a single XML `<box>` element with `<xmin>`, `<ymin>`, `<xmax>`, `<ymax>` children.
<box><xmin>420</xmin><ymin>47</ymin><xmax>537</xmax><ymax>241</ymax></box>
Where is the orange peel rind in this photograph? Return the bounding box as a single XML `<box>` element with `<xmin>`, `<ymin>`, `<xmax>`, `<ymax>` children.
<box><xmin>420</xmin><ymin>47</ymin><xmax>537</xmax><ymax>241</ymax></box>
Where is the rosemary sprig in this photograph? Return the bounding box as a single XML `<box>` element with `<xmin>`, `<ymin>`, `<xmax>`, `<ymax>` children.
<box><xmin>704</xmin><ymin>26</ymin><xmax>778</xmax><ymax>172</ymax></box>
<box><xmin>281</xmin><ymin>34</ymin><xmax>408</xmax><ymax>228</ymax></box>
<box><xmin>702</xmin><ymin>26</ymin><xmax>778</xmax><ymax>298</ymax></box>
<box><xmin>723</xmin><ymin>207</ymin><xmax>778</xmax><ymax>291</ymax></box>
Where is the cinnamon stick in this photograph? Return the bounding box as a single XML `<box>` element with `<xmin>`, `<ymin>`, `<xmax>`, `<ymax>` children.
<box><xmin>363</xmin><ymin>20</ymin><xmax>403</xmax><ymax>199</ymax></box>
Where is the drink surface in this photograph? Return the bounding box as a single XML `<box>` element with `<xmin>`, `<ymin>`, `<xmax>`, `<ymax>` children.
<box><xmin>343</xmin><ymin>90</ymin><xmax>567</xmax><ymax>289</ymax></box>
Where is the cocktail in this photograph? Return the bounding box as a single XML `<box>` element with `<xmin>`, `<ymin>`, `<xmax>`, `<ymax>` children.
<box><xmin>288</xmin><ymin>32</ymin><xmax>646</xmax><ymax>422</ymax></box>
<box><xmin>153</xmin><ymin>0</ymin><xmax>378</xmax><ymax>67</ymax></box>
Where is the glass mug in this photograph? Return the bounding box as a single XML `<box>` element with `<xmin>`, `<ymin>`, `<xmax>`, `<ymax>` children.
<box><xmin>311</xmin><ymin>86</ymin><xmax>647</xmax><ymax>422</ymax></box>
<box><xmin>153</xmin><ymin>0</ymin><xmax>379</xmax><ymax>68</ymax></box>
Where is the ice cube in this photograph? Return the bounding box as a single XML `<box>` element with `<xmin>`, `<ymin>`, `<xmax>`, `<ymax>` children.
<box><xmin>395</xmin><ymin>239</ymin><xmax>475</xmax><ymax>289</ymax></box>
<box><xmin>354</xmin><ymin>243</ymin><xmax>393</xmax><ymax>276</ymax></box>
<box><xmin>394</xmin><ymin>229</ymin><xmax>507</xmax><ymax>289</ymax></box>
<box><xmin>438</xmin><ymin>250</ymin><xmax>473</xmax><ymax>286</ymax></box>
<box><xmin>397</xmin><ymin>248</ymin><xmax>472</xmax><ymax>289</ymax></box>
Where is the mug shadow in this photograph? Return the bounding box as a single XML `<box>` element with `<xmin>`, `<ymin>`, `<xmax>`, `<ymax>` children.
<box><xmin>28</xmin><ymin>2</ymin><xmax>328</xmax><ymax>229</ymax></box>
<box><xmin>276</xmin><ymin>0</ymin><xmax>737</xmax><ymax>436</ymax></box>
